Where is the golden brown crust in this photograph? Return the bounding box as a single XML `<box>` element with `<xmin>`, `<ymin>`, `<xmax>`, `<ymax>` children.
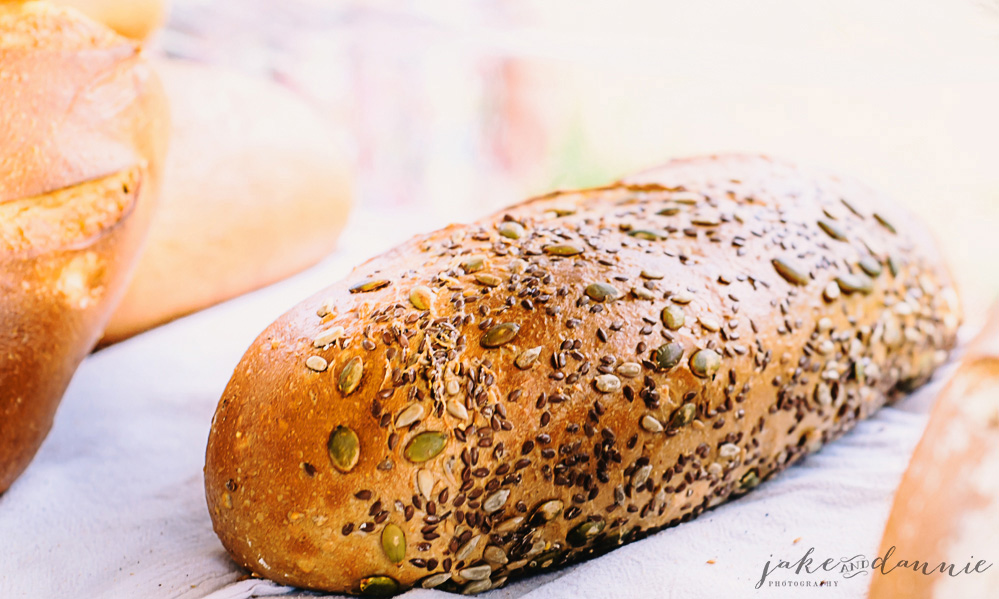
<box><xmin>100</xmin><ymin>59</ymin><xmax>353</xmax><ymax>345</ymax></box>
<box><xmin>0</xmin><ymin>0</ymin><xmax>168</xmax><ymax>493</ymax></box>
<box><xmin>870</xmin><ymin>305</ymin><xmax>999</xmax><ymax>599</ymax></box>
<box><xmin>50</xmin><ymin>0</ymin><xmax>167</xmax><ymax>40</ymax></box>
<box><xmin>205</xmin><ymin>154</ymin><xmax>960</xmax><ymax>595</ymax></box>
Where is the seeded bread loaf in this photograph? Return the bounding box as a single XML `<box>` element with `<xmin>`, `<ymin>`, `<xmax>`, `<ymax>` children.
<box><xmin>205</xmin><ymin>154</ymin><xmax>961</xmax><ymax>595</ymax></box>
<box><xmin>0</xmin><ymin>0</ymin><xmax>168</xmax><ymax>493</ymax></box>
<box><xmin>870</xmin><ymin>304</ymin><xmax>998</xmax><ymax>599</ymax></box>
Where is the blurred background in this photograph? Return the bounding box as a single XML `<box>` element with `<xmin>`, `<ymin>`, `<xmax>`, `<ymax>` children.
<box><xmin>158</xmin><ymin>0</ymin><xmax>999</xmax><ymax>326</ymax></box>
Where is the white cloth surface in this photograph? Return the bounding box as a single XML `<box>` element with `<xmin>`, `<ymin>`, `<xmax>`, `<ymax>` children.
<box><xmin>0</xmin><ymin>207</ymin><xmax>960</xmax><ymax>599</ymax></box>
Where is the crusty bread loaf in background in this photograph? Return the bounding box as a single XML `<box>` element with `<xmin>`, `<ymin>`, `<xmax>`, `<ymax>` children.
<box><xmin>204</xmin><ymin>155</ymin><xmax>960</xmax><ymax>594</ymax></box>
<box><xmin>0</xmin><ymin>1</ymin><xmax>168</xmax><ymax>494</ymax></box>
<box><xmin>99</xmin><ymin>59</ymin><xmax>353</xmax><ymax>345</ymax></box>
<box><xmin>51</xmin><ymin>0</ymin><xmax>167</xmax><ymax>40</ymax></box>
<box><xmin>869</xmin><ymin>304</ymin><xmax>999</xmax><ymax>599</ymax></box>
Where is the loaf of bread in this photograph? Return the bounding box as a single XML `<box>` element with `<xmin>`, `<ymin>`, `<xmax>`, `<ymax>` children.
<box><xmin>51</xmin><ymin>0</ymin><xmax>167</xmax><ymax>40</ymax></box>
<box><xmin>205</xmin><ymin>155</ymin><xmax>960</xmax><ymax>595</ymax></box>
<box><xmin>870</xmin><ymin>304</ymin><xmax>998</xmax><ymax>599</ymax></box>
<box><xmin>99</xmin><ymin>59</ymin><xmax>353</xmax><ymax>345</ymax></box>
<box><xmin>0</xmin><ymin>0</ymin><xmax>168</xmax><ymax>493</ymax></box>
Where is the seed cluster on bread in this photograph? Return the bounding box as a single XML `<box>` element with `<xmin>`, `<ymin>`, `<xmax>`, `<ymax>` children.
<box><xmin>205</xmin><ymin>155</ymin><xmax>960</xmax><ymax>595</ymax></box>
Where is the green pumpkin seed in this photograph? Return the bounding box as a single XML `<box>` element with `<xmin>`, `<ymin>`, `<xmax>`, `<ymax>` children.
<box><xmin>873</xmin><ymin>213</ymin><xmax>896</xmax><ymax>234</ymax></box>
<box><xmin>657</xmin><ymin>206</ymin><xmax>680</xmax><ymax>216</ymax></box>
<box><xmin>359</xmin><ymin>575</ymin><xmax>399</xmax><ymax>597</ymax></box>
<box><xmin>772</xmin><ymin>257</ymin><xmax>810</xmax><ymax>286</ymax></box>
<box><xmin>474</xmin><ymin>273</ymin><xmax>502</xmax><ymax>287</ymax></box>
<box><xmin>350</xmin><ymin>279</ymin><xmax>391</xmax><ymax>293</ymax></box>
<box><xmin>653</xmin><ymin>342</ymin><xmax>684</xmax><ymax>371</ymax></box>
<box><xmin>585</xmin><ymin>282</ymin><xmax>620</xmax><ymax>302</ymax></box>
<box><xmin>328</xmin><ymin>426</ymin><xmax>360</xmax><ymax>473</ymax></box>
<box><xmin>567</xmin><ymin>519</ymin><xmax>606</xmax><ymax>547</ymax></box>
<box><xmin>835</xmin><ymin>273</ymin><xmax>873</xmax><ymax>295</ymax></box>
<box><xmin>817</xmin><ymin>219</ymin><xmax>848</xmax><ymax>242</ymax></box>
<box><xmin>481</xmin><ymin>322</ymin><xmax>520</xmax><ymax>348</ymax></box>
<box><xmin>498</xmin><ymin>221</ymin><xmax>525</xmax><ymax>239</ymax></box>
<box><xmin>404</xmin><ymin>431</ymin><xmax>448</xmax><ymax>463</ymax></box>
<box><xmin>739</xmin><ymin>469</ymin><xmax>761</xmax><ymax>490</ymax></box>
<box><xmin>542</xmin><ymin>243</ymin><xmax>585</xmax><ymax>256</ymax></box>
<box><xmin>661</xmin><ymin>305</ymin><xmax>685</xmax><ymax>330</ymax></box>
<box><xmin>338</xmin><ymin>356</ymin><xmax>364</xmax><ymax>395</ymax></box>
<box><xmin>689</xmin><ymin>349</ymin><xmax>722</xmax><ymax>378</ymax></box>
<box><xmin>628</xmin><ymin>229</ymin><xmax>668</xmax><ymax>241</ymax></box>
<box><xmin>461</xmin><ymin>255</ymin><xmax>486</xmax><ymax>273</ymax></box>
<box><xmin>409</xmin><ymin>286</ymin><xmax>433</xmax><ymax>310</ymax></box>
<box><xmin>669</xmin><ymin>403</ymin><xmax>696</xmax><ymax>430</ymax></box>
<box><xmin>529</xmin><ymin>499</ymin><xmax>563</xmax><ymax>526</ymax></box>
<box><xmin>381</xmin><ymin>524</ymin><xmax>405</xmax><ymax>563</ymax></box>
<box><xmin>550</xmin><ymin>205</ymin><xmax>576</xmax><ymax>216</ymax></box>
<box><xmin>858</xmin><ymin>256</ymin><xmax>883</xmax><ymax>277</ymax></box>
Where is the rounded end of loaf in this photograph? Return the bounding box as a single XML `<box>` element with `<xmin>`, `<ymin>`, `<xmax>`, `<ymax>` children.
<box><xmin>0</xmin><ymin>1</ymin><xmax>169</xmax><ymax>493</ymax></box>
<box><xmin>869</xmin><ymin>304</ymin><xmax>999</xmax><ymax>599</ymax></box>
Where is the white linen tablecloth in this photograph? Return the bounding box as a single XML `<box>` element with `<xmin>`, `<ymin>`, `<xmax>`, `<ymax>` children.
<box><xmin>0</xmin><ymin>207</ymin><xmax>961</xmax><ymax>599</ymax></box>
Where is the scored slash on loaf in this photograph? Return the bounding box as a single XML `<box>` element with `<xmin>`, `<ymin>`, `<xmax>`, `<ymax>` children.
<box><xmin>205</xmin><ymin>155</ymin><xmax>960</xmax><ymax>595</ymax></box>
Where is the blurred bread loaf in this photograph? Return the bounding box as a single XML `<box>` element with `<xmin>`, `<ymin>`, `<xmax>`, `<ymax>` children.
<box><xmin>0</xmin><ymin>1</ymin><xmax>168</xmax><ymax>493</ymax></box>
<box><xmin>100</xmin><ymin>59</ymin><xmax>353</xmax><ymax>345</ymax></box>
<box><xmin>870</xmin><ymin>304</ymin><xmax>999</xmax><ymax>599</ymax></box>
<box><xmin>51</xmin><ymin>0</ymin><xmax>167</xmax><ymax>40</ymax></box>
